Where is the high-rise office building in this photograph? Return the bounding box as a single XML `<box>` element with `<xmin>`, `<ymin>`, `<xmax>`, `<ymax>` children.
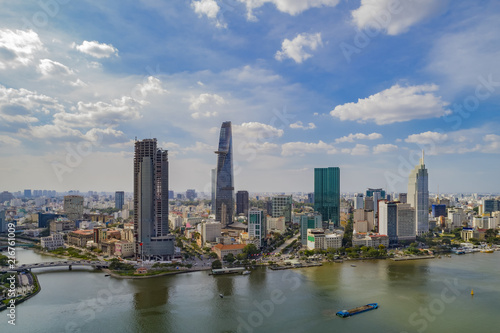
<box><xmin>354</xmin><ymin>193</ymin><xmax>364</xmax><ymax>210</ymax></box>
<box><xmin>186</xmin><ymin>189</ymin><xmax>197</xmax><ymax>201</ymax></box>
<box><xmin>115</xmin><ymin>191</ymin><xmax>125</xmax><ymax>210</ymax></box>
<box><xmin>211</xmin><ymin>168</ymin><xmax>216</xmax><ymax>210</ymax></box>
<box><xmin>236</xmin><ymin>190</ymin><xmax>249</xmax><ymax>216</ymax></box>
<box><xmin>396</xmin><ymin>203</ymin><xmax>416</xmax><ymax>241</ymax></box>
<box><xmin>366</xmin><ymin>188</ymin><xmax>386</xmax><ymax>199</ymax></box>
<box><xmin>407</xmin><ymin>151</ymin><xmax>429</xmax><ymax>236</ymax></box>
<box><xmin>134</xmin><ymin>138</ymin><xmax>174</xmax><ymax>260</ymax></box>
<box><xmin>432</xmin><ymin>204</ymin><xmax>447</xmax><ymax>218</ymax></box>
<box><xmin>272</xmin><ymin>195</ymin><xmax>292</xmax><ymax>223</ymax></box>
<box><xmin>63</xmin><ymin>195</ymin><xmax>84</xmax><ymax>221</ymax></box>
<box><xmin>0</xmin><ymin>210</ymin><xmax>6</xmax><ymax>233</ymax></box>
<box><xmin>398</xmin><ymin>193</ymin><xmax>407</xmax><ymax>204</ymax></box>
<box><xmin>483</xmin><ymin>199</ymin><xmax>500</xmax><ymax>214</ymax></box>
<box><xmin>248</xmin><ymin>209</ymin><xmax>266</xmax><ymax>248</ymax></box>
<box><xmin>314</xmin><ymin>167</ymin><xmax>340</xmax><ymax>228</ymax></box>
<box><xmin>307</xmin><ymin>193</ymin><xmax>314</xmax><ymax>204</ymax></box>
<box><xmin>215</xmin><ymin>121</ymin><xmax>234</xmax><ymax>227</ymax></box>
<box><xmin>24</xmin><ymin>189</ymin><xmax>32</xmax><ymax>198</ymax></box>
<box><xmin>378</xmin><ymin>201</ymin><xmax>398</xmax><ymax>246</ymax></box>
<box><xmin>300</xmin><ymin>213</ymin><xmax>322</xmax><ymax>245</ymax></box>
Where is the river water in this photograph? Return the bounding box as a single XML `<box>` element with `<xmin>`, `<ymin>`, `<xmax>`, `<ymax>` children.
<box><xmin>1</xmin><ymin>249</ymin><xmax>499</xmax><ymax>333</ymax></box>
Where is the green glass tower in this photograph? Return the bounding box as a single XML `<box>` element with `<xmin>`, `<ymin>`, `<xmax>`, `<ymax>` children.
<box><xmin>314</xmin><ymin>167</ymin><xmax>340</xmax><ymax>228</ymax></box>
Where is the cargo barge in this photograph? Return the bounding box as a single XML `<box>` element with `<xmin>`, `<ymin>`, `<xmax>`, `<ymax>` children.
<box><xmin>336</xmin><ymin>303</ymin><xmax>378</xmax><ymax>318</ymax></box>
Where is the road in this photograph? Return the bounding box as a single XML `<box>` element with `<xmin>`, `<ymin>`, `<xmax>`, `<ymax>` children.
<box><xmin>275</xmin><ymin>233</ymin><xmax>301</xmax><ymax>254</ymax></box>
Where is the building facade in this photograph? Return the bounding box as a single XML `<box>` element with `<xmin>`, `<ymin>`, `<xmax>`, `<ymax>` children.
<box><xmin>40</xmin><ymin>233</ymin><xmax>64</xmax><ymax>250</ymax></box>
<box><xmin>248</xmin><ymin>209</ymin><xmax>266</xmax><ymax>248</ymax></box>
<box><xmin>271</xmin><ymin>195</ymin><xmax>292</xmax><ymax>223</ymax></box>
<box><xmin>378</xmin><ymin>201</ymin><xmax>398</xmax><ymax>245</ymax></box>
<box><xmin>64</xmin><ymin>195</ymin><xmax>84</xmax><ymax>221</ymax></box>
<box><xmin>236</xmin><ymin>191</ymin><xmax>249</xmax><ymax>216</ymax></box>
<box><xmin>314</xmin><ymin>167</ymin><xmax>340</xmax><ymax>228</ymax></box>
<box><xmin>115</xmin><ymin>191</ymin><xmax>125</xmax><ymax>210</ymax></box>
<box><xmin>407</xmin><ymin>151</ymin><xmax>429</xmax><ymax>236</ymax></box>
<box><xmin>215</xmin><ymin>121</ymin><xmax>234</xmax><ymax>226</ymax></box>
<box><xmin>300</xmin><ymin>213</ymin><xmax>323</xmax><ymax>245</ymax></box>
<box><xmin>134</xmin><ymin>138</ymin><xmax>174</xmax><ymax>261</ymax></box>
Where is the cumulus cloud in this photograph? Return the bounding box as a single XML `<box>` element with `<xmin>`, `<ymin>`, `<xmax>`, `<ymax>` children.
<box><xmin>189</xmin><ymin>93</ymin><xmax>227</xmax><ymax>110</ymax></box>
<box><xmin>233</xmin><ymin>122</ymin><xmax>284</xmax><ymax>140</ymax></box>
<box><xmin>19</xmin><ymin>124</ymin><xmax>82</xmax><ymax>140</ymax></box>
<box><xmin>0</xmin><ymin>29</ymin><xmax>43</xmax><ymax>69</ymax></box>
<box><xmin>83</xmin><ymin>127</ymin><xmax>127</xmax><ymax>144</ymax></box>
<box><xmin>351</xmin><ymin>0</ymin><xmax>449</xmax><ymax>36</ymax></box>
<box><xmin>240</xmin><ymin>0</ymin><xmax>340</xmax><ymax>20</ymax></box>
<box><xmin>335</xmin><ymin>132</ymin><xmax>382</xmax><ymax>143</ymax></box>
<box><xmin>0</xmin><ymin>135</ymin><xmax>21</xmax><ymax>146</ymax></box>
<box><xmin>405</xmin><ymin>131</ymin><xmax>449</xmax><ymax>145</ymax></box>
<box><xmin>54</xmin><ymin>96</ymin><xmax>142</xmax><ymax>128</ymax></box>
<box><xmin>134</xmin><ymin>76</ymin><xmax>168</xmax><ymax>98</ymax></box>
<box><xmin>330</xmin><ymin>84</ymin><xmax>450</xmax><ymax>125</ymax></box>
<box><xmin>191</xmin><ymin>0</ymin><xmax>227</xmax><ymax>28</ymax></box>
<box><xmin>281</xmin><ymin>140</ymin><xmax>335</xmax><ymax>156</ymax></box>
<box><xmin>74</xmin><ymin>40</ymin><xmax>118</xmax><ymax>58</ymax></box>
<box><xmin>0</xmin><ymin>85</ymin><xmax>64</xmax><ymax>124</ymax></box>
<box><xmin>289</xmin><ymin>121</ymin><xmax>316</xmax><ymax>130</ymax></box>
<box><xmin>275</xmin><ymin>33</ymin><xmax>322</xmax><ymax>63</ymax></box>
<box><xmin>341</xmin><ymin>144</ymin><xmax>370</xmax><ymax>155</ymax></box>
<box><xmin>373</xmin><ymin>143</ymin><xmax>398</xmax><ymax>154</ymax></box>
<box><xmin>38</xmin><ymin>59</ymin><xmax>74</xmax><ymax>77</ymax></box>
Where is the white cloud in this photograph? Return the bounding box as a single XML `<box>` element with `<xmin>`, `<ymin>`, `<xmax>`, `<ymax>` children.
<box><xmin>351</xmin><ymin>0</ymin><xmax>449</xmax><ymax>36</ymax></box>
<box><xmin>335</xmin><ymin>132</ymin><xmax>382</xmax><ymax>143</ymax></box>
<box><xmin>191</xmin><ymin>0</ymin><xmax>227</xmax><ymax>28</ymax></box>
<box><xmin>330</xmin><ymin>84</ymin><xmax>450</xmax><ymax>125</ymax></box>
<box><xmin>0</xmin><ymin>135</ymin><xmax>21</xmax><ymax>146</ymax></box>
<box><xmin>83</xmin><ymin>128</ymin><xmax>127</xmax><ymax>144</ymax></box>
<box><xmin>233</xmin><ymin>122</ymin><xmax>284</xmax><ymax>140</ymax></box>
<box><xmin>54</xmin><ymin>96</ymin><xmax>142</xmax><ymax>128</ymax></box>
<box><xmin>0</xmin><ymin>29</ymin><xmax>43</xmax><ymax>69</ymax></box>
<box><xmin>0</xmin><ymin>85</ymin><xmax>64</xmax><ymax>124</ymax></box>
<box><xmin>191</xmin><ymin>111</ymin><xmax>218</xmax><ymax>119</ymax></box>
<box><xmin>38</xmin><ymin>59</ymin><xmax>74</xmax><ymax>77</ymax></box>
<box><xmin>405</xmin><ymin>131</ymin><xmax>449</xmax><ymax>145</ymax></box>
<box><xmin>75</xmin><ymin>40</ymin><xmax>118</xmax><ymax>58</ymax></box>
<box><xmin>275</xmin><ymin>33</ymin><xmax>322</xmax><ymax>63</ymax></box>
<box><xmin>342</xmin><ymin>143</ymin><xmax>370</xmax><ymax>155</ymax></box>
<box><xmin>373</xmin><ymin>143</ymin><xmax>398</xmax><ymax>154</ymax></box>
<box><xmin>186</xmin><ymin>141</ymin><xmax>215</xmax><ymax>152</ymax></box>
<box><xmin>289</xmin><ymin>121</ymin><xmax>316</xmax><ymax>130</ymax></box>
<box><xmin>240</xmin><ymin>0</ymin><xmax>340</xmax><ymax>20</ymax></box>
<box><xmin>19</xmin><ymin>124</ymin><xmax>82</xmax><ymax>140</ymax></box>
<box><xmin>135</xmin><ymin>76</ymin><xmax>168</xmax><ymax>98</ymax></box>
<box><xmin>281</xmin><ymin>140</ymin><xmax>335</xmax><ymax>156</ymax></box>
<box><xmin>189</xmin><ymin>93</ymin><xmax>227</xmax><ymax>110</ymax></box>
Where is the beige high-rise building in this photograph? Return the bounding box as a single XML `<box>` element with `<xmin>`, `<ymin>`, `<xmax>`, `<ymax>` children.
<box><xmin>63</xmin><ymin>195</ymin><xmax>84</xmax><ymax>221</ymax></box>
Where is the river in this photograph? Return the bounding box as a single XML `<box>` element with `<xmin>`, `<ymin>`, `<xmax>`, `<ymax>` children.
<box><xmin>1</xmin><ymin>248</ymin><xmax>499</xmax><ymax>333</ymax></box>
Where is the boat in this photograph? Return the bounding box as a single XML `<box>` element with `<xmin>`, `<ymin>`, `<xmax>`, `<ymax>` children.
<box><xmin>219</xmin><ymin>294</ymin><xmax>224</xmax><ymax>298</ymax></box>
<box><xmin>480</xmin><ymin>249</ymin><xmax>494</xmax><ymax>253</ymax></box>
<box><xmin>242</xmin><ymin>270</ymin><xmax>251</xmax><ymax>275</ymax></box>
<box><xmin>336</xmin><ymin>303</ymin><xmax>378</xmax><ymax>318</ymax></box>
<box><xmin>104</xmin><ymin>274</ymin><xmax>110</xmax><ymax>277</ymax></box>
<box><xmin>351</xmin><ymin>265</ymin><xmax>356</xmax><ymax>267</ymax></box>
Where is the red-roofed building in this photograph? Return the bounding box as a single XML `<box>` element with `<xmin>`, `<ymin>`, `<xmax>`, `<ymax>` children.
<box><xmin>212</xmin><ymin>243</ymin><xmax>246</xmax><ymax>260</ymax></box>
<box><xmin>68</xmin><ymin>230</ymin><xmax>94</xmax><ymax>248</ymax></box>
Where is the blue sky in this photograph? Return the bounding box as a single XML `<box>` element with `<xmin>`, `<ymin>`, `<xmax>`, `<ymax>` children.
<box><xmin>0</xmin><ymin>0</ymin><xmax>499</xmax><ymax>194</ymax></box>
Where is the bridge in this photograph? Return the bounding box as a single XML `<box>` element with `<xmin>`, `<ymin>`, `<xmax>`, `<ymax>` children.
<box><xmin>0</xmin><ymin>260</ymin><xmax>110</xmax><ymax>273</ymax></box>
<box><xmin>0</xmin><ymin>244</ymin><xmax>35</xmax><ymax>250</ymax></box>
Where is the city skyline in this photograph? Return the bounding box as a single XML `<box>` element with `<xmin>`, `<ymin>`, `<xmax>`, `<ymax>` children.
<box><xmin>1</xmin><ymin>1</ymin><xmax>500</xmax><ymax>194</ymax></box>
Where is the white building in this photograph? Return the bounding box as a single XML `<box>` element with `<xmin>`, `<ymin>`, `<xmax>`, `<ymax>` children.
<box><xmin>202</xmin><ymin>221</ymin><xmax>222</xmax><ymax>245</ymax></box>
<box><xmin>352</xmin><ymin>234</ymin><xmax>389</xmax><ymax>248</ymax></box>
<box><xmin>267</xmin><ymin>216</ymin><xmax>286</xmax><ymax>233</ymax></box>
<box><xmin>248</xmin><ymin>209</ymin><xmax>265</xmax><ymax>248</ymax></box>
<box><xmin>40</xmin><ymin>233</ymin><xmax>64</xmax><ymax>250</ymax></box>
<box><xmin>397</xmin><ymin>203</ymin><xmax>417</xmax><ymax>241</ymax></box>
<box><xmin>306</xmin><ymin>229</ymin><xmax>343</xmax><ymax>250</ymax></box>
<box><xmin>407</xmin><ymin>151</ymin><xmax>429</xmax><ymax>236</ymax></box>
<box><xmin>354</xmin><ymin>193</ymin><xmax>364</xmax><ymax>210</ymax></box>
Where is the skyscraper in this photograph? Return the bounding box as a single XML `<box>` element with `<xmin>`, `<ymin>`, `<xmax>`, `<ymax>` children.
<box><xmin>314</xmin><ymin>167</ymin><xmax>340</xmax><ymax>228</ymax></box>
<box><xmin>407</xmin><ymin>151</ymin><xmax>429</xmax><ymax>236</ymax></box>
<box><xmin>236</xmin><ymin>190</ymin><xmax>249</xmax><ymax>216</ymax></box>
<box><xmin>134</xmin><ymin>139</ymin><xmax>173</xmax><ymax>260</ymax></box>
<box><xmin>211</xmin><ymin>168</ymin><xmax>216</xmax><ymax>210</ymax></box>
<box><xmin>215</xmin><ymin>121</ymin><xmax>234</xmax><ymax>227</ymax></box>
<box><xmin>272</xmin><ymin>195</ymin><xmax>293</xmax><ymax>223</ymax></box>
<box><xmin>115</xmin><ymin>191</ymin><xmax>125</xmax><ymax>210</ymax></box>
<box><xmin>63</xmin><ymin>195</ymin><xmax>84</xmax><ymax>221</ymax></box>
<box><xmin>248</xmin><ymin>209</ymin><xmax>266</xmax><ymax>248</ymax></box>
<box><xmin>354</xmin><ymin>193</ymin><xmax>364</xmax><ymax>210</ymax></box>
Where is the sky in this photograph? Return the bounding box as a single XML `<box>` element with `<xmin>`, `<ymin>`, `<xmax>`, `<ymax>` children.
<box><xmin>0</xmin><ymin>0</ymin><xmax>499</xmax><ymax>194</ymax></box>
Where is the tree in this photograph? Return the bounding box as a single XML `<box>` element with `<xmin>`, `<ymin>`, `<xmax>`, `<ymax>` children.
<box><xmin>485</xmin><ymin>229</ymin><xmax>497</xmax><ymax>240</ymax></box>
<box><xmin>209</xmin><ymin>252</ymin><xmax>218</xmax><ymax>259</ymax></box>
<box><xmin>378</xmin><ymin>244</ymin><xmax>385</xmax><ymax>250</ymax></box>
<box><xmin>441</xmin><ymin>238</ymin><xmax>451</xmax><ymax>245</ymax></box>
<box><xmin>0</xmin><ymin>254</ymin><xmax>9</xmax><ymax>267</ymax></box>
<box><xmin>223</xmin><ymin>253</ymin><xmax>235</xmax><ymax>263</ymax></box>
<box><xmin>243</xmin><ymin>244</ymin><xmax>259</xmax><ymax>257</ymax></box>
<box><xmin>211</xmin><ymin>260</ymin><xmax>222</xmax><ymax>269</ymax></box>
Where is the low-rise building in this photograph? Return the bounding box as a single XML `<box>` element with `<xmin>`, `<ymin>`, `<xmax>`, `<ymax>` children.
<box><xmin>212</xmin><ymin>243</ymin><xmax>246</xmax><ymax>260</ymax></box>
<box><xmin>352</xmin><ymin>233</ymin><xmax>389</xmax><ymax>248</ymax></box>
<box><xmin>306</xmin><ymin>229</ymin><xmax>343</xmax><ymax>250</ymax></box>
<box><xmin>68</xmin><ymin>230</ymin><xmax>94</xmax><ymax>248</ymax></box>
<box><xmin>50</xmin><ymin>219</ymin><xmax>76</xmax><ymax>234</ymax></box>
<box><xmin>40</xmin><ymin>233</ymin><xmax>64</xmax><ymax>250</ymax></box>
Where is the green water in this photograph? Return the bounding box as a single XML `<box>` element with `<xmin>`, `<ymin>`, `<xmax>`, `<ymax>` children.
<box><xmin>1</xmin><ymin>249</ymin><xmax>499</xmax><ymax>333</ymax></box>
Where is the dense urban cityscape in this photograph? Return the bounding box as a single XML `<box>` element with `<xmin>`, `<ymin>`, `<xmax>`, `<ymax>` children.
<box><xmin>1</xmin><ymin>1</ymin><xmax>500</xmax><ymax>332</ymax></box>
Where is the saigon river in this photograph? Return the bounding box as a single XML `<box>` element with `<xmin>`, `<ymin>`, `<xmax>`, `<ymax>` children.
<box><xmin>1</xmin><ymin>248</ymin><xmax>499</xmax><ymax>333</ymax></box>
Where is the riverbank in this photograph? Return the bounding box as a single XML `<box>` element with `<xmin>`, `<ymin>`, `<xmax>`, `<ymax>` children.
<box><xmin>0</xmin><ymin>271</ymin><xmax>41</xmax><ymax>312</ymax></box>
<box><xmin>102</xmin><ymin>266</ymin><xmax>212</xmax><ymax>279</ymax></box>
